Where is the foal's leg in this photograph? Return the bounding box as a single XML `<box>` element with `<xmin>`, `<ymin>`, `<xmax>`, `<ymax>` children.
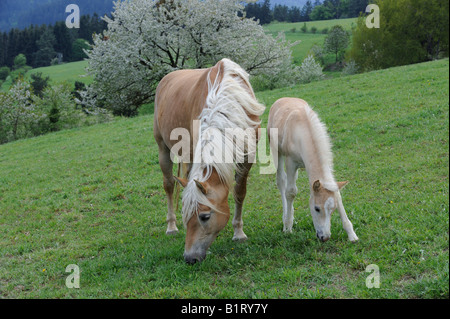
<box><xmin>275</xmin><ymin>153</ymin><xmax>288</xmax><ymax>226</ymax></box>
<box><xmin>283</xmin><ymin>157</ymin><xmax>298</xmax><ymax>233</ymax></box>
<box><xmin>158</xmin><ymin>144</ymin><xmax>178</xmax><ymax>235</ymax></box>
<box><xmin>232</xmin><ymin>161</ymin><xmax>253</xmax><ymax>241</ymax></box>
<box><xmin>336</xmin><ymin>192</ymin><xmax>359</xmax><ymax>242</ymax></box>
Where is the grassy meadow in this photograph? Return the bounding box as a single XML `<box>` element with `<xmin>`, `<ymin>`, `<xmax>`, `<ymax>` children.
<box><xmin>0</xmin><ymin>57</ymin><xmax>448</xmax><ymax>298</ymax></box>
<box><xmin>0</xmin><ymin>60</ymin><xmax>92</xmax><ymax>92</ymax></box>
<box><xmin>26</xmin><ymin>60</ymin><xmax>92</xmax><ymax>86</ymax></box>
<box><xmin>265</xmin><ymin>18</ymin><xmax>357</xmax><ymax>64</ymax></box>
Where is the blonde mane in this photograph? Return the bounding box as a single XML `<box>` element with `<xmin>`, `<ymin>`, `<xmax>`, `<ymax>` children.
<box><xmin>182</xmin><ymin>59</ymin><xmax>265</xmax><ymax>226</ymax></box>
<box><xmin>303</xmin><ymin>104</ymin><xmax>337</xmax><ymax>192</ymax></box>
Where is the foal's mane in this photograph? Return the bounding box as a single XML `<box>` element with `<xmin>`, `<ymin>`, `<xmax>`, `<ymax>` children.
<box><xmin>303</xmin><ymin>104</ymin><xmax>338</xmax><ymax>192</ymax></box>
<box><xmin>182</xmin><ymin>59</ymin><xmax>265</xmax><ymax>226</ymax></box>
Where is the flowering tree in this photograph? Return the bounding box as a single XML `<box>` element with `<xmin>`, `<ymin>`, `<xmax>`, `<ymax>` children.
<box><xmin>0</xmin><ymin>79</ymin><xmax>44</xmax><ymax>143</ymax></box>
<box><xmin>298</xmin><ymin>55</ymin><xmax>324</xmax><ymax>84</ymax></box>
<box><xmin>82</xmin><ymin>0</ymin><xmax>296</xmax><ymax>116</ymax></box>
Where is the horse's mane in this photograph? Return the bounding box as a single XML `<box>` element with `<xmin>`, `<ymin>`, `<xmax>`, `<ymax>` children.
<box><xmin>182</xmin><ymin>59</ymin><xmax>265</xmax><ymax>226</ymax></box>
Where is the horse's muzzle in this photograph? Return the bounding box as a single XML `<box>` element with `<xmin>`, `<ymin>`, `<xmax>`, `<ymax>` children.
<box><xmin>316</xmin><ymin>231</ymin><xmax>330</xmax><ymax>242</ymax></box>
<box><xmin>184</xmin><ymin>252</ymin><xmax>206</xmax><ymax>264</ymax></box>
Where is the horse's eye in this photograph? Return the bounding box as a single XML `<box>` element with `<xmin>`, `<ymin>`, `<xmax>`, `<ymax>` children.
<box><xmin>199</xmin><ymin>213</ymin><xmax>211</xmax><ymax>222</ymax></box>
<box><xmin>314</xmin><ymin>206</ymin><xmax>321</xmax><ymax>213</ymax></box>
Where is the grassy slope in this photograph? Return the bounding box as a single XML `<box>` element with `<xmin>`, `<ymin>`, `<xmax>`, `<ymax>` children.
<box><xmin>0</xmin><ymin>60</ymin><xmax>92</xmax><ymax>92</ymax></box>
<box><xmin>0</xmin><ymin>59</ymin><xmax>448</xmax><ymax>298</ymax></box>
<box><xmin>265</xmin><ymin>18</ymin><xmax>357</xmax><ymax>64</ymax></box>
<box><xmin>26</xmin><ymin>60</ymin><xmax>92</xmax><ymax>86</ymax></box>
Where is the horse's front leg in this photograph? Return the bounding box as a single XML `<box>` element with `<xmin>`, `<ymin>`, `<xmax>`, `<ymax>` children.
<box><xmin>232</xmin><ymin>161</ymin><xmax>253</xmax><ymax>241</ymax></box>
<box><xmin>157</xmin><ymin>144</ymin><xmax>178</xmax><ymax>235</ymax></box>
<box><xmin>336</xmin><ymin>192</ymin><xmax>359</xmax><ymax>242</ymax></box>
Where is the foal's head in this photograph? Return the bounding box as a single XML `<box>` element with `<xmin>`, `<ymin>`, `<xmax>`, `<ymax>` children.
<box><xmin>309</xmin><ymin>180</ymin><xmax>348</xmax><ymax>242</ymax></box>
<box><xmin>175</xmin><ymin>170</ymin><xmax>230</xmax><ymax>264</ymax></box>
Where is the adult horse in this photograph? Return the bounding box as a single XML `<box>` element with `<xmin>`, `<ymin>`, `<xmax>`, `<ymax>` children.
<box><xmin>153</xmin><ymin>58</ymin><xmax>265</xmax><ymax>264</ymax></box>
<box><xmin>268</xmin><ymin>97</ymin><xmax>358</xmax><ymax>242</ymax></box>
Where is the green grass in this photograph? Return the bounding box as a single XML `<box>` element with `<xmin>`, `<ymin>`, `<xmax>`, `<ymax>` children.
<box><xmin>0</xmin><ymin>58</ymin><xmax>448</xmax><ymax>298</ymax></box>
<box><xmin>0</xmin><ymin>60</ymin><xmax>92</xmax><ymax>92</ymax></box>
<box><xmin>26</xmin><ymin>60</ymin><xmax>92</xmax><ymax>86</ymax></box>
<box><xmin>265</xmin><ymin>18</ymin><xmax>357</xmax><ymax>64</ymax></box>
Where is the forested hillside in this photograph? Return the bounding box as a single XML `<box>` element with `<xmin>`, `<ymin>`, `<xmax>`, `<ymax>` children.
<box><xmin>0</xmin><ymin>0</ymin><xmax>114</xmax><ymax>31</ymax></box>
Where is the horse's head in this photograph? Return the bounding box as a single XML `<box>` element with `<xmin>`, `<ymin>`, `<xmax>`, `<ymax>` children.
<box><xmin>175</xmin><ymin>170</ymin><xmax>230</xmax><ymax>264</ymax></box>
<box><xmin>309</xmin><ymin>180</ymin><xmax>348</xmax><ymax>242</ymax></box>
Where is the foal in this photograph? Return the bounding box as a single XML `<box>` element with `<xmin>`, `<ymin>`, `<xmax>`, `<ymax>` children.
<box><xmin>268</xmin><ymin>98</ymin><xmax>358</xmax><ymax>242</ymax></box>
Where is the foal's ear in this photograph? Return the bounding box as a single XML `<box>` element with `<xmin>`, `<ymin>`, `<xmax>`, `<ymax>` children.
<box><xmin>313</xmin><ymin>180</ymin><xmax>322</xmax><ymax>192</ymax></box>
<box><xmin>194</xmin><ymin>179</ymin><xmax>208</xmax><ymax>195</ymax></box>
<box><xmin>337</xmin><ymin>181</ymin><xmax>349</xmax><ymax>190</ymax></box>
<box><xmin>173</xmin><ymin>176</ymin><xmax>188</xmax><ymax>188</ymax></box>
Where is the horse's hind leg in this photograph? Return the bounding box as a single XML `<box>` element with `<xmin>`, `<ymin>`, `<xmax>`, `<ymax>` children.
<box><xmin>158</xmin><ymin>144</ymin><xmax>178</xmax><ymax>235</ymax></box>
<box><xmin>283</xmin><ymin>156</ymin><xmax>298</xmax><ymax>233</ymax></box>
<box><xmin>232</xmin><ymin>161</ymin><xmax>253</xmax><ymax>241</ymax></box>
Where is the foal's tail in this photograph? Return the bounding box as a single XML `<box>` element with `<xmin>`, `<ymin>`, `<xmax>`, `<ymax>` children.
<box><xmin>174</xmin><ymin>162</ymin><xmax>188</xmax><ymax>212</ymax></box>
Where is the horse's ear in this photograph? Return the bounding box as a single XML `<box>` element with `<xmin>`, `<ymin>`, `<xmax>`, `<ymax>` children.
<box><xmin>173</xmin><ymin>176</ymin><xmax>188</xmax><ymax>188</ymax></box>
<box><xmin>337</xmin><ymin>181</ymin><xmax>349</xmax><ymax>190</ymax></box>
<box><xmin>313</xmin><ymin>180</ymin><xmax>322</xmax><ymax>192</ymax></box>
<box><xmin>194</xmin><ymin>179</ymin><xmax>208</xmax><ymax>195</ymax></box>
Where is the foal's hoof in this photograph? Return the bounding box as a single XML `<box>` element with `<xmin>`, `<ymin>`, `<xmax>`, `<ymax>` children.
<box><xmin>232</xmin><ymin>233</ymin><xmax>248</xmax><ymax>242</ymax></box>
<box><xmin>348</xmin><ymin>234</ymin><xmax>359</xmax><ymax>242</ymax></box>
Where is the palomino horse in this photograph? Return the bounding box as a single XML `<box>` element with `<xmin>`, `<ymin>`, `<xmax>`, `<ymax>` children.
<box><xmin>154</xmin><ymin>58</ymin><xmax>265</xmax><ymax>264</ymax></box>
<box><xmin>268</xmin><ymin>97</ymin><xmax>358</xmax><ymax>242</ymax></box>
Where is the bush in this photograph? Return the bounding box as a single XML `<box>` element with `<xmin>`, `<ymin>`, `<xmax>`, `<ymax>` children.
<box><xmin>311</xmin><ymin>26</ymin><xmax>317</xmax><ymax>34</ymax></box>
<box><xmin>13</xmin><ymin>54</ymin><xmax>27</xmax><ymax>70</ymax></box>
<box><xmin>30</xmin><ymin>72</ymin><xmax>50</xmax><ymax>98</ymax></box>
<box><xmin>0</xmin><ymin>79</ymin><xmax>112</xmax><ymax>145</ymax></box>
<box><xmin>0</xmin><ymin>66</ymin><xmax>10</xmax><ymax>81</ymax></box>
<box><xmin>342</xmin><ymin>60</ymin><xmax>359</xmax><ymax>75</ymax></box>
<box><xmin>301</xmin><ymin>22</ymin><xmax>307</xmax><ymax>33</ymax></box>
<box><xmin>348</xmin><ymin>0</ymin><xmax>449</xmax><ymax>72</ymax></box>
<box><xmin>298</xmin><ymin>55</ymin><xmax>324</xmax><ymax>84</ymax></box>
<box><xmin>0</xmin><ymin>79</ymin><xmax>45</xmax><ymax>143</ymax></box>
<box><xmin>308</xmin><ymin>45</ymin><xmax>325</xmax><ymax>66</ymax></box>
<box><xmin>321</xmin><ymin>28</ymin><xmax>328</xmax><ymax>34</ymax></box>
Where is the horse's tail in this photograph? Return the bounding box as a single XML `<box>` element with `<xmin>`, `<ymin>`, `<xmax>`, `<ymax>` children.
<box><xmin>174</xmin><ymin>162</ymin><xmax>188</xmax><ymax>213</ymax></box>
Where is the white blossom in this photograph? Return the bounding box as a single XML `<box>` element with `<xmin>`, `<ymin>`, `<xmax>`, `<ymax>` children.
<box><xmin>83</xmin><ymin>0</ymin><xmax>297</xmax><ymax>116</ymax></box>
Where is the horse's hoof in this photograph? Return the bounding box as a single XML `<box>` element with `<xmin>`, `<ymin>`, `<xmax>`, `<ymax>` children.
<box><xmin>349</xmin><ymin>234</ymin><xmax>359</xmax><ymax>242</ymax></box>
<box><xmin>166</xmin><ymin>229</ymin><xmax>179</xmax><ymax>235</ymax></box>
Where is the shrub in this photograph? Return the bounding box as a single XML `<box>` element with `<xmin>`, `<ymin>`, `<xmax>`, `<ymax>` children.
<box><xmin>30</xmin><ymin>72</ymin><xmax>50</xmax><ymax>98</ymax></box>
<box><xmin>348</xmin><ymin>0</ymin><xmax>449</xmax><ymax>72</ymax></box>
<box><xmin>308</xmin><ymin>45</ymin><xmax>325</xmax><ymax>66</ymax></box>
<box><xmin>301</xmin><ymin>22</ymin><xmax>307</xmax><ymax>33</ymax></box>
<box><xmin>0</xmin><ymin>80</ymin><xmax>112</xmax><ymax>145</ymax></box>
<box><xmin>321</xmin><ymin>28</ymin><xmax>328</xmax><ymax>34</ymax></box>
<box><xmin>0</xmin><ymin>79</ymin><xmax>45</xmax><ymax>143</ymax></box>
<box><xmin>0</xmin><ymin>66</ymin><xmax>10</xmax><ymax>81</ymax></box>
<box><xmin>13</xmin><ymin>54</ymin><xmax>27</xmax><ymax>70</ymax></box>
<box><xmin>311</xmin><ymin>26</ymin><xmax>317</xmax><ymax>34</ymax></box>
<box><xmin>342</xmin><ymin>60</ymin><xmax>359</xmax><ymax>75</ymax></box>
<box><xmin>298</xmin><ymin>55</ymin><xmax>324</xmax><ymax>84</ymax></box>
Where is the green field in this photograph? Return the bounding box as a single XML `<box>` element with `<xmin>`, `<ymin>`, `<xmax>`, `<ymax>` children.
<box><xmin>0</xmin><ymin>57</ymin><xmax>448</xmax><ymax>298</ymax></box>
<box><xmin>26</xmin><ymin>60</ymin><xmax>92</xmax><ymax>86</ymax></box>
<box><xmin>265</xmin><ymin>18</ymin><xmax>357</xmax><ymax>64</ymax></box>
<box><xmin>0</xmin><ymin>60</ymin><xmax>92</xmax><ymax>92</ymax></box>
